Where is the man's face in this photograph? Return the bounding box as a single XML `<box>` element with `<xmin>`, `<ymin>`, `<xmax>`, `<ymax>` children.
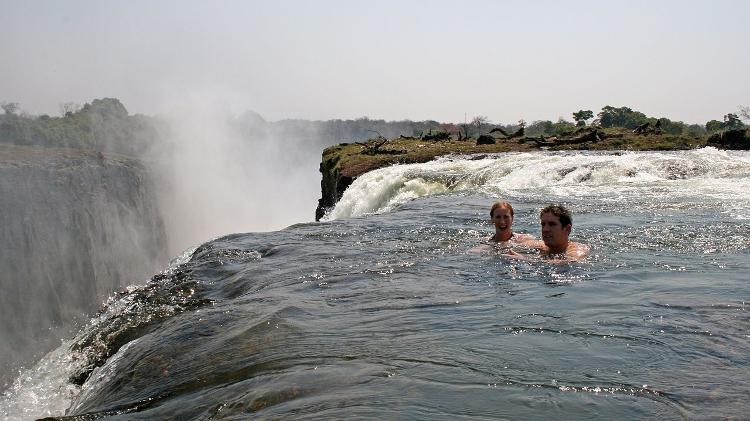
<box><xmin>492</xmin><ymin>207</ymin><xmax>513</xmax><ymax>233</ymax></box>
<box><xmin>540</xmin><ymin>212</ymin><xmax>571</xmax><ymax>249</ymax></box>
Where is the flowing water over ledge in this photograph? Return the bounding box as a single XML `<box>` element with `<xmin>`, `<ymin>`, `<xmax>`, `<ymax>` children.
<box><xmin>2</xmin><ymin>148</ymin><xmax>749</xmax><ymax>420</ymax></box>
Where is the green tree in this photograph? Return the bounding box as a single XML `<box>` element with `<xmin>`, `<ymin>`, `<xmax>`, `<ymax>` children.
<box><xmin>684</xmin><ymin>124</ymin><xmax>707</xmax><ymax>137</ymax></box>
<box><xmin>471</xmin><ymin>115</ymin><xmax>489</xmax><ymax>136</ymax></box>
<box><xmin>552</xmin><ymin>118</ymin><xmax>576</xmax><ymax>136</ymax></box>
<box><xmin>1</xmin><ymin>102</ymin><xmax>20</xmax><ymax>115</ymax></box>
<box><xmin>707</xmin><ymin>113</ymin><xmax>747</xmax><ymax>133</ymax></box>
<box><xmin>739</xmin><ymin>105</ymin><xmax>750</xmax><ymax>122</ymax></box>
<box><xmin>596</xmin><ymin>106</ymin><xmax>648</xmax><ymax>129</ymax></box>
<box><xmin>572</xmin><ymin>110</ymin><xmax>593</xmax><ymax>127</ymax></box>
<box><xmin>651</xmin><ymin>117</ymin><xmax>685</xmax><ymax>135</ymax></box>
<box><xmin>705</xmin><ymin>120</ymin><xmax>724</xmax><ymax>133</ymax></box>
<box><xmin>59</xmin><ymin>102</ymin><xmax>81</xmax><ymax>117</ymax></box>
<box><xmin>525</xmin><ymin>120</ymin><xmax>553</xmax><ymax>137</ymax></box>
<box><xmin>724</xmin><ymin>113</ymin><xmax>744</xmax><ymax>130</ymax></box>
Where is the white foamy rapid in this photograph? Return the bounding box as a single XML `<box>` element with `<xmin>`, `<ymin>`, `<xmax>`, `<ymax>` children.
<box><xmin>0</xmin><ymin>240</ymin><xmax>212</xmax><ymax>420</ymax></box>
<box><xmin>323</xmin><ymin>148</ymin><xmax>750</xmax><ymax>220</ymax></box>
<box><xmin>0</xmin><ymin>341</ymin><xmax>82</xmax><ymax>420</ymax></box>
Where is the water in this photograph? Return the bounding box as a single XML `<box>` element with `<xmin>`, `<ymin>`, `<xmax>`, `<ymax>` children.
<box><xmin>2</xmin><ymin>148</ymin><xmax>749</xmax><ymax>419</ymax></box>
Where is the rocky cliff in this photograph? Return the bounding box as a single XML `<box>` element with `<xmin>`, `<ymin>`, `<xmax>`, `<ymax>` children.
<box><xmin>0</xmin><ymin>145</ymin><xmax>167</xmax><ymax>388</ymax></box>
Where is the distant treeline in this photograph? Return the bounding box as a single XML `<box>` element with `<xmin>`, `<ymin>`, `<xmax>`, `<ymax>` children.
<box><xmin>0</xmin><ymin>99</ymin><xmax>163</xmax><ymax>156</ymax></box>
<box><xmin>0</xmin><ymin>99</ymin><xmax>449</xmax><ymax>156</ymax></box>
<box><xmin>233</xmin><ymin>111</ymin><xmax>447</xmax><ymax>145</ymax></box>
<box><xmin>494</xmin><ymin>106</ymin><xmax>748</xmax><ymax>139</ymax></box>
<box><xmin>1</xmin><ymin>99</ymin><xmax>747</xmax><ymax>155</ymax></box>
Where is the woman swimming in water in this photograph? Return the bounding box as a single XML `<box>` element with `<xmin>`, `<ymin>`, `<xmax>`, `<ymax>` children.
<box><xmin>470</xmin><ymin>201</ymin><xmax>534</xmax><ymax>253</ymax></box>
<box><xmin>488</xmin><ymin>201</ymin><xmax>534</xmax><ymax>243</ymax></box>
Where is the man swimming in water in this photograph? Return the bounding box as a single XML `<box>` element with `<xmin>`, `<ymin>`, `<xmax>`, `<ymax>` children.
<box><xmin>517</xmin><ymin>204</ymin><xmax>589</xmax><ymax>261</ymax></box>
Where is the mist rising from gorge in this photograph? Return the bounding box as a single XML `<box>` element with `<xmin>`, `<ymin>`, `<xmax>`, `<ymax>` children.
<box><xmin>145</xmin><ymin>102</ymin><xmax>441</xmax><ymax>256</ymax></box>
<box><xmin>0</xmin><ymin>96</ymin><xmax>445</xmax><ymax>258</ymax></box>
<box><xmin>0</xmin><ymin>98</ymin><xmax>427</xmax><ymax>385</ymax></box>
<box><xmin>149</xmin><ymin>106</ymin><xmax>322</xmax><ymax>256</ymax></box>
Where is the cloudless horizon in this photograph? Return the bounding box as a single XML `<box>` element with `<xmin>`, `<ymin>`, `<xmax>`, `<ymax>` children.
<box><xmin>2</xmin><ymin>0</ymin><xmax>749</xmax><ymax>125</ymax></box>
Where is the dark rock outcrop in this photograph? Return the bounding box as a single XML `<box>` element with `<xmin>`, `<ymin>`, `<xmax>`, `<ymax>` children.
<box><xmin>633</xmin><ymin>121</ymin><xmax>663</xmax><ymax>135</ymax></box>
<box><xmin>706</xmin><ymin>129</ymin><xmax>749</xmax><ymax>150</ymax></box>
<box><xmin>508</xmin><ymin>126</ymin><xmax>525</xmax><ymax>139</ymax></box>
<box><xmin>633</xmin><ymin>122</ymin><xmax>650</xmax><ymax>134</ymax></box>
<box><xmin>565</xmin><ymin>128</ymin><xmax>602</xmax><ymax>144</ymax></box>
<box><xmin>489</xmin><ymin>127</ymin><xmax>510</xmax><ymax>137</ymax></box>
<box><xmin>0</xmin><ymin>145</ymin><xmax>167</xmax><ymax>388</ymax></box>
<box><xmin>315</xmin><ymin>150</ymin><xmax>353</xmax><ymax>221</ymax></box>
<box><xmin>476</xmin><ymin>134</ymin><xmax>496</xmax><ymax>145</ymax></box>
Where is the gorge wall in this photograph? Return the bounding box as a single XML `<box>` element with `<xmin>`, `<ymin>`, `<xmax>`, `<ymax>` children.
<box><xmin>0</xmin><ymin>145</ymin><xmax>167</xmax><ymax>388</ymax></box>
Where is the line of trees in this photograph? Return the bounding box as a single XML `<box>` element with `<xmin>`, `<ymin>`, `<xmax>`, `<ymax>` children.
<box><xmin>473</xmin><ymin>105</ymin><xmax>749</xmax><ymax>139</ymax></box>
<box><xmin>2</xmin><ymin>99</ymin><xmax>748</xmax><ymax>154</ymax></box>
<box><xmin>0</xmin><ymin>100</ymin><xmax>452</xmax><ymax>155</ymax></box>
<box><xmin>0</xmin><ymin>98</ymin><xmax>162</xmax><ymax>156</ymax></box>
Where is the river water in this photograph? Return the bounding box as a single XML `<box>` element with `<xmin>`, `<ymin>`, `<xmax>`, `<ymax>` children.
<box><xmin>2</xmin><ymin>148</ymin><xmax>749</xmax><ymax>419</ymax></box>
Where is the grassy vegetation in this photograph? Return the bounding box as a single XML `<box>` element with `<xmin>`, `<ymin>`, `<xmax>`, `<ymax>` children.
<box><xmin>556</xmin><ymin>128</ymin><xmax>707</xmax><ymax>151</ymax></box>
<box><xmin>323</xmin><ymin>138</ymin><xmax>533</xmax><ymax>177</ymax></box>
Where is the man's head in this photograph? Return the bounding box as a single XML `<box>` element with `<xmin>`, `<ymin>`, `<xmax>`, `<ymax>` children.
<box><xmin>539</xmin><ymin>204</ymin><xmax>572</xmax><ymax>252</ymax></box>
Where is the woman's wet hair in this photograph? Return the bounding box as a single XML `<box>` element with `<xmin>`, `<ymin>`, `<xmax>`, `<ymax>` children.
<box><xmin>540</xmin><ymin>204</ymin><xmax>572</xmax><ymax>226</ymax></box>
<box><xmin>490</xmin><ymin>201</ymin><xmax>514</xmax><ymax>218</ymax></box>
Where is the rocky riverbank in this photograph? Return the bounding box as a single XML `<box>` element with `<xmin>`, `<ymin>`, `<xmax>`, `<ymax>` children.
<box><xmin>315</xmin><ymin>127</ymin><xmax>749</xmax><ymax>219</ymax></box>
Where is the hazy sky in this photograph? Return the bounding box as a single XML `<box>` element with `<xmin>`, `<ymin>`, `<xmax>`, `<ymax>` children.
<box><xmin>2</xmin><ymin>0</ymin><xmax>749</xmax><ymax>124</ymax></box>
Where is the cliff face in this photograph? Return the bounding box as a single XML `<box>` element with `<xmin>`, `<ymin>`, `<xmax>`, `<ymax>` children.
<box><xmin>0</xmin><ymin>145</ymin><xmax>167</xmax><ymax>387</ymax></box>
<box><xmin>315</xmin><ymin>148</ymin><xmax>353</xmax><ymax>221</ymax></box>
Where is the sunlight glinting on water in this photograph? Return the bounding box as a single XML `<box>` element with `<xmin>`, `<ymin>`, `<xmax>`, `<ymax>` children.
<box><xmin>0</xmin><ymin>342</ymin><xmax>82</xmax><ymax>420</ymax></box>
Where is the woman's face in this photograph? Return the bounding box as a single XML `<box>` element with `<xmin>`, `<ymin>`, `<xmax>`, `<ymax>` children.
<box><xmin>492</xmin><ymin>207</ymin><xmax>513</xmax><ymax>233</ymax></box>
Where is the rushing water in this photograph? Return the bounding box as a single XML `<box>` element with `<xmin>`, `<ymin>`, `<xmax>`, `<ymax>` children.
<box><xmin>2</xmin><ymin>148</ymin><xmax>749</xmax><ymax>420</ymax></box>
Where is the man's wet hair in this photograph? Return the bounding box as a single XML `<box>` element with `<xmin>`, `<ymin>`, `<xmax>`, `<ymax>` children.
<box><xmin>540</xmin><ymin>204</ymin><xmax>572</xmax><ymax>226</ymax></box>
<box><xmin>490</xmin><ymin>201</ymin><xmax>514</xmax><ymax>218</ymax></box>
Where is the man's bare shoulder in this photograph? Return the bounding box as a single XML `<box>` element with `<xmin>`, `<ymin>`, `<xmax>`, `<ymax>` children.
<box><xmin>565</xmin><ymin>242</ymin><xmax>590</xmax><ymax>260</ymax></box>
